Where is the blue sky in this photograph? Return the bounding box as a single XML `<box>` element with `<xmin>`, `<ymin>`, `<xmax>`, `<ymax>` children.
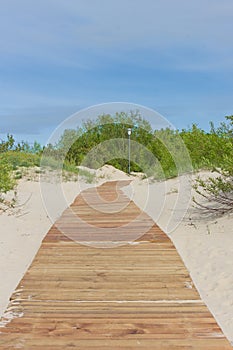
<box><xmin>0</xmin><ymin>0</ymin><xmax>233</xmax><ymax>144</ymax></box>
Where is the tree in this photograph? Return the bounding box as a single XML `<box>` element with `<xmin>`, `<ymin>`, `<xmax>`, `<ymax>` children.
<box><xmin>0</xmin><ymin>134</ymin><xmax>15</xmax><ymax>152</ymax></box>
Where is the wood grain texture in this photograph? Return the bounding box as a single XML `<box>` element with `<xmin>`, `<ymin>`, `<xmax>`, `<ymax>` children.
<box><xmin>0</xmin><ymin>181</ymin><xmax>231</xmax><ymax>349</ymax></box>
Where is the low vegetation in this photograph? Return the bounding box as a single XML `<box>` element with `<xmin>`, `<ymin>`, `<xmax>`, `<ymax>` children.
<box><xmin>0</xmin><ymin>158</ymin><xmax>15</xmax><ymax>193</ymax></box>
<box><xmin>192</xmin><ymin>116</ymin><xmax>233</xmax><ymax>214</ymax></box>
<box><xmin>0</xmin><ymin>113</ymin><xmax>233</xmax><ymax>214</ymax></box>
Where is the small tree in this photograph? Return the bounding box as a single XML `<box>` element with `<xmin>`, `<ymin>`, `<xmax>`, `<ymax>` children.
<box><xmin>0</xmin><ymin>134</ymin><xmax>15</xmax><ymax>152</ymax></box>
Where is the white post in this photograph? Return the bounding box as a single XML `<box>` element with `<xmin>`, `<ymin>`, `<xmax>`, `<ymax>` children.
<box><xmin>127</xmin><ymin>128</ymin><xmax>131</xmax><ymax>174</ymax></box>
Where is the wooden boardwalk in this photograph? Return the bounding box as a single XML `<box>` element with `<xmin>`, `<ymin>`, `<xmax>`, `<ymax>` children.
<box><xmin>0</xmin><ymin>181</ymin><xmax>232</xmax><ymax>349</ymax></box>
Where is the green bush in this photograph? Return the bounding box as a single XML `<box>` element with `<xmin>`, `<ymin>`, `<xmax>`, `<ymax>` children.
<box><xmin>78</xmin><ymin>168</ymin><xmax>96</xmax><ymax>183</ymax></box>
<box><xmin>0</xmin><ymin>151</ymin><xmax>40</xmax><ymax>170</ymax></box>
<box><xmin>181</xmin><ymin>124</ymin><xmax>232</xmax><ymax>170</ymax></box>
<box><xmin>55</xmin><ymin>112</ymin><xmax>193</xmax><ymax>180</ymax></box>
<box><xmin>192</xmin><ymin>116</ymin><xmax>233</xmax><ymax>214</ymax></box>
<box><xmin>0</xmin><ymin>158</ymin><xmax>15</xmax><ymax>193</ymax></box>
<box><xmin>81</xmin><ymin>114</ymin><xmax>230</xmax><ymax>179</ymax></box>
<box><xmin>63</xmin><ymin>161</ymin><xmax>79</xmax><ymax>174</ymax></box>
<box><xmin>0</xmin><ymin>150</ymin><xmax>41</xmax><ymax>194</ymax></box>
<box><xmin>1</xmin><ymin>113</ymin><xmax>232</xmax><ymax>203</ymax></box>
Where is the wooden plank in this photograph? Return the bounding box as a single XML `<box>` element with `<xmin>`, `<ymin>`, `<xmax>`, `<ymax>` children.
<box><xmin>0</xmin><ymin>180</ymin><xmax>231</xmax><ymax>349</ymax></box>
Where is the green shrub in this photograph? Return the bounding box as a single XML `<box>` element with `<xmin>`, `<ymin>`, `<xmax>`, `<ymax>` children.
<box><xmin>54</xmin><ymin>112</ymin><xmax>233</xmax><ymax>180</ymax></box>
<box><xmin>192</xmin><ymin>116</ymin><xmax>233</xmax><ymax>214</ymax></box>
<box><xmin>63</xmin><ymin>162</ymin><xmax>79</xmax><ymax>174</ymax></box>
<box><xmin>0</xmin><ymin>158</ymin><xmax>15</xmax><ymax>193</ymax></box>
<box><xmin>14</xmin><ymin>171</ymin><xmax>23</xmax><ymax>179</ymax></box>
<box><xmin>78</xmin><ymin>168</ymin><xmax>96</xmax><ymax>183</ymax></box>
<box><xmin>40</xmin><ymin>155</ymin><xmax>63</xmax><ymax>170</ymax></box>
<box><xmin>0</xmin><ymin>151</ymin><xmax>40</xmax><ymax>169</ymax></box>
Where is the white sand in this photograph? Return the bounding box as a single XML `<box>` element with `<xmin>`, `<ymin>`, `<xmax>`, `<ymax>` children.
<box><xmin>0</xmin><ymin>165</ymin><xmax>233</xmax><ymax>344</ymax></box>
<box><xmin>124</xmin><ymin>171</ymin><xmax>233</xmax><ymax>345</ymax></box>
<box><xmin>0</xmin><ymin>166</ymin><xmax>131</xmax><ymax>316</ymax></box>
<box><xmin>0</xmin><ymin>178</ymin><xmax>80</xmax><ymax>316</ymax></box>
